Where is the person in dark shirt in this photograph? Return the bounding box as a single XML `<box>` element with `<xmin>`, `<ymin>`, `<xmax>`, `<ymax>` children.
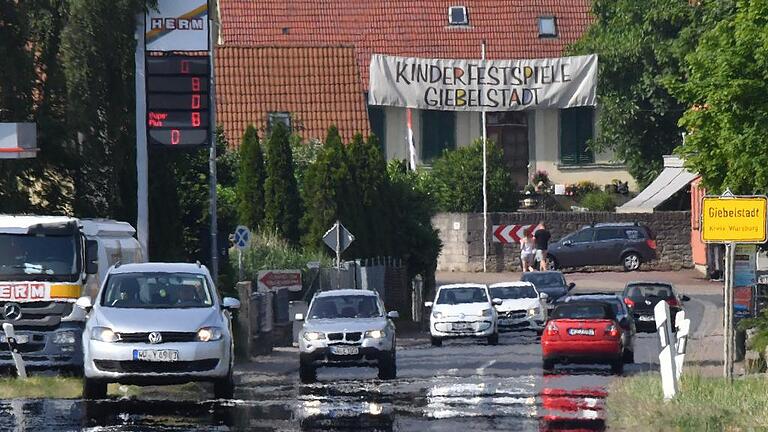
<box><xmin>534</xmin><ymin>221</ymin><xmax>552</xmax><ymax>271</ymax></box>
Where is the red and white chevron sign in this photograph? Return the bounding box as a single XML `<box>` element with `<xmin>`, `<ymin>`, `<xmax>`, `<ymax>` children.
<box><xmin>493</xmin><ymin>224</ymin><xmax>534</xmax><ymax>244</ymax></box>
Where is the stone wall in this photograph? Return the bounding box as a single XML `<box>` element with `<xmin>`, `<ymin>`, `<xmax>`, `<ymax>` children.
<box><xmin>433</xmin><ymin>211</ymin><xmax>693</xmax><ymax>272</ymax></box>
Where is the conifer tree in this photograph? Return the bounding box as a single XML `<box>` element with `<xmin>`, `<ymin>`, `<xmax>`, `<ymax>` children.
<box><xmin>263</xmin><ymin>122</ymin><xmax>301</xmax><ymax>245</ymax></box>
<box><xmin>236</xmin><ymin>125</ymin><xmax>265</xmax><ymax>229</ymax></box>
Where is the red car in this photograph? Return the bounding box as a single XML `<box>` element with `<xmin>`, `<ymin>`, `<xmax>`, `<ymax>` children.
<box><xmin>541</xmin><ymin>301</ymin><xmax>625</xmax><ymax>374</ymax></box>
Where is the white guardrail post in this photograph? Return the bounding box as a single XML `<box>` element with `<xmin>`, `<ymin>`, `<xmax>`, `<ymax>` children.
<box><xmin>655</xmin><ymin>300</ymin><xmax>677</xmax><ymax>400</ymax></box>
<box><xmin>674</xmin><ymin>310</ymin><xmax>691</xmax><ymax>380</ymax></box>
<box><xmin>2</xmin><ymin>323</ymin><xmax>27</xmax><ymax>379</ymax></box>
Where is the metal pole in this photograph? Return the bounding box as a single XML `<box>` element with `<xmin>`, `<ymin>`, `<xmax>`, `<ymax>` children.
<box><xmin>135</xmin><ymin>14</ymin><xmax>149</xmax><ymax>259</ymax></box>
<box><xmin>238</xmin><ymin>249</ymin><xmax>243</xmax><ymax>282</ymax></box>
<box><xmin>336</xmin><ymin>220</ymin><xmax>341</xmax><ymax>289</ymax></box>
<box><xmin>209</xmin><ymin>18</ymin><xmax>219</xmax><ymax>283</ymax></box>
<box><xmin>724</xmin><ymin>242</ymin><xmax>735</xmax><ymax>381</ymax></box>
<box><xmin>481</xmin><ymin>40</ymin><xmax>488</xmax><ymax>273</ymax></box>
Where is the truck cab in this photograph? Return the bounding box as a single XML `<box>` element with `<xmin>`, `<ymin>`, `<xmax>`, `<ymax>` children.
<box><xmin>0</xmin><ymin>215</ymin><xmax>143</xmax><ymax>372</ymax></box>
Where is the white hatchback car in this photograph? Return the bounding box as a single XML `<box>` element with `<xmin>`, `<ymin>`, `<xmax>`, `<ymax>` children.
<box><xmin>78</xmin><ymin>262</ymin><xmax>240</xmax><ymax>399</ymax></box>
<box><xmin>425</xmin><ymin>283</ymin><xmax>500</xmax><ymax>347</ymax></box>
<box><xmin>489</xmin><ymin>282</ymin><xmax>548</xmax><ymax>334</ymax></box>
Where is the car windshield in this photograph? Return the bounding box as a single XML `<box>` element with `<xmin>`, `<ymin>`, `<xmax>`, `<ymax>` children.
<box><xmin>437</xmin><ymin>287</ymin><xmax>488</xmax><ymax>305</ymax></box>
<box><xmin>0</xmin><ymin>234</ymin><xmax>78</xmax><ymax>281</ymax></box>
<box><xmin>308</xmin><ymin>295</ymin><xmax>382</xmax><ymax>319</ymax></box>
<box><xmin>626</xmin><ymin>284</ymin><xmax>673</xmax><ymax>300</ymax></box>
<box><xmin>490</xmin><ymin>285</ymin><xmax>537</xmax><ymax>300</ymax></box>
<box><xmin>101</xmin><ymin>272</ymin><xmax>213</xmax><ymax>309</ymax></box>
<box><xmin>521</xmin><ymin>273</ymin><xmax>565</xmax><ymax>288</ymax></box>
<box><xmin>552</xmin><ymin>303</ymin><xmax>613</xmax><ymax>320</ymax></box>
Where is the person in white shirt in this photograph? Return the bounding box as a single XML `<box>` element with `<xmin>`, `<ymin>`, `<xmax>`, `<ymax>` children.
<box><xmin>520</xmin><ymin>230</ymin><xmax>536</xmax><ymax>272</ymax></box>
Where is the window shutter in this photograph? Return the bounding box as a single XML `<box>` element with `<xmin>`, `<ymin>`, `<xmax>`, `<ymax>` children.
<box><xmin>559</xmin><ymin>107</ymin><xmax>595</xmax><ymax>165</ymax></box>
<box><xmin>421</xmin><ymin>110</ymin><xmax>456</xmax><ymax>162</ymax></box>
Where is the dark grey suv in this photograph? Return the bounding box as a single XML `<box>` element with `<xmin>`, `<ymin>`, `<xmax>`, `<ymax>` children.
<box><xmin>546</xmin><ymin>223</ymin><xmax>657</xmax><ymax>271</ymax></box>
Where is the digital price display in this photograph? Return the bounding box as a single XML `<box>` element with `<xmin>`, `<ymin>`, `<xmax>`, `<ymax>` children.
<box><xmin>146</xmin><ymin>56</ymin><xmax>210</xmax><ymax>146</ymax></box>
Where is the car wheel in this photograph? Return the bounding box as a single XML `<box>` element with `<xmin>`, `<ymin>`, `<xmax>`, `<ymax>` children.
<box><xmin>611</xmin><ymin>359</ymin><xmax>624</xmax><ymax>375</ymax></box>
<box><xmin>377</xmin><ymin>352</ymin><xmax>397</xmax><ymax>380</ymax></box>
<box><xmin>431</xmin><ymin>337</ymin><xmax>443</xmax><ymax>347</ymax></box>
<box><xmin>213</xmin><ymin>370</ymin><xmax>235</xmax><ymax>399</ymax></box>
<box><xmin>542</xmin><ymin>359</ymin><xmax>555</xmax><ymax>374</ymax></box>
<box><xmin>622</xmin><ymin>252</ymin><xmax>641</xmax><ymax>272</ymax></box>
<box><xmin>623</xmin><ymin>349</ymin><xmax>635</xmax><ymax>364</ymax></box>
<box><xmin>299</xmin><ymin>361</ymin><xmax>317</xmax><ymax>384</ymax></box>
<box><xmin>82</xmin><ymin>378</ymin><xmax>107</xmax><ymax>400</ymax></box>
<box><xmin>487</xmin><ymin>332</ymin><xmax>499</xmax><ymax>346</ymax></box>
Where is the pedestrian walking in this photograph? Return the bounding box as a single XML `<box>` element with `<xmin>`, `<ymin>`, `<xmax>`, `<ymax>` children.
<box><xmin>520</xmin><ymin>230</ymin><xmax>536</xmax><ymax>272</ymax></box>
<box><xmin>534</xmin><ymin>221</ymin><xmax>552</xmax><ymax>271</ymax></box>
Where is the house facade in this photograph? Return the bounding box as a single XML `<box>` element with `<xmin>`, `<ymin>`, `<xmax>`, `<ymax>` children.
<box><xmin>216</xmin><ymin>0</ymin><xmax>635</xmax><ymax>189</ymax></box>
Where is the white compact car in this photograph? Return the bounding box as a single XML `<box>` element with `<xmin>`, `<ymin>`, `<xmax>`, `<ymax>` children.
<box><xmin>489</xmin><ymin>282</ymin><xmax>548</xmax><ymax>334</ymax></box>
<box><xmin>78</xmin><ymin>262</ymin><xmax>240</xmax><ymax>399</ymax></box>
<box><xmin>425</xmin><ymin>283</ymin><xmax>500</xmax><ymax>347</ymax></box>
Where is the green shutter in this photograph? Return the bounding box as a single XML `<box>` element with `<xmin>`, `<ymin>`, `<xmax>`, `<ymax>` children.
<box><xmin>559</xmin><ymin>107</ymin><xmax>595</xmax><ymax>165</ymax></box>
<box><xmin>367</xmin><ymin>104</ymin><xmax>386</xmax><ymax>153</ymax></box>
<box><xmin>421</xmin><ymin>110</ymin><xmax>456</xmax><ymax>162</ymax></box>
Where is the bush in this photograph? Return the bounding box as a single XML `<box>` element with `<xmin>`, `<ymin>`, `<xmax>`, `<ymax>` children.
<box><xmin>233</xmin><ymin>230</ymin><xmax>331</xmax><ymax>281</ymax></box>
<box><xmin>428</xmin><ymin>139</ymin><xmax>518</xmax><ymax>212</ymax></box>
<box><xmin>580</xmin><ymin>191</ymin><xmax>617</xmax><ymax>211</ymax></box>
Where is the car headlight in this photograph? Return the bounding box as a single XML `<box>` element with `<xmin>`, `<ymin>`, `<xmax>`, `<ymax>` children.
<box><xmin>91</xmin><ymin>327</ymin><xmax>119</xmax><ymax>343</ymax></box>
<box><xmin>432</xmin><ymin>311</ymin><xmax>443</xmax><ymax>319</ymax></box>
<box><xmin>303</xmin><ymin>331</ymin><xmax>326</xmax><ymax>341</ymax></box>
<box><xmin>365</xmin><ymin>329</ymin><xmax>385</xmax><ymax>339</ymax></box>
<box><xmin>54</xmin><ymin>331</ymin><xmax>76</xmax><ymax>344</ymax></box>
<box><xmin>481</xmin><ymin>309</ymin><xmax>492</xmax><ymax>317</ymax></box>
<box><xmin>196</xmin><ymin>327</ymin><xmax>223</xmax><ymax>342</ymax></box>
<box><xmin>528</xmin><ymin>308</ymin><xmax>539</xmax><ymax>317</ymax></box>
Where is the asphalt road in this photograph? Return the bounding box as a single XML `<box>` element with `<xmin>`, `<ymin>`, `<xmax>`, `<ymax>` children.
<box><xmin>0</xmin><ymin>271</ymin><xmax>719</xmax><ymax>431</ymax></box>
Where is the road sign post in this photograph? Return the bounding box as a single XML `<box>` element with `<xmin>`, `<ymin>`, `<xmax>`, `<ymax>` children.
<box><xmin>700</xmin><ymin>191</ymin><xmax>767</xmax><ymax>382</ymax></box>
<box><xmin>232</xmin><ymin>226</ymin><xmax>251</xmax><ymax>281</ymax></box>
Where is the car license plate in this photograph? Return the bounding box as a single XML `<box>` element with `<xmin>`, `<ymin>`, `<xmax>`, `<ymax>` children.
<box><xmin>452</xmin><ymin>323</ymin><xmax>471</xmax><ymax>331</ymax></box>
<box><xmin>132</xmin><ymin>349</ymin><xmax>179</xmax><ymax>362</ymax></box>
<box><xmin>0</xmin><ymin>335</ymin><xmax>28</xmax><ymax>344</ymax></box>
<box><xmin>568</xmin><ymin>328</ymin><xmax>595</xmax><ymax>336</ymax></box>
<box><xmin>498</xmin><ymin>319</ymin><xmax>512</xmax><ymax>326</ymax></box>
<box><xmin>330</xmin><ymin>346</ymin><xmax>359</xmax><ymax>356</ymax></box>
<box><xmin>639</xmin><ymin>315</ymin><xmax>655</xmax><ymax>322</ymax></box>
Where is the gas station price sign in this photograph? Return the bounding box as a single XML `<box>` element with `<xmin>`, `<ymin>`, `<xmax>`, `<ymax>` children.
<box><xmin>146</xmin><ymin>55</ymin><xmax>210</xmax><ymax>146</ymax></box>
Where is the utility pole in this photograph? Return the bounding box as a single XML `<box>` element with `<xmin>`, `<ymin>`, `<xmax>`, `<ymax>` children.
<box><xmin>135</xmin><ymin>14</ymin><xmax>149</xmax><ymax>259</ymax></box>
<box><xmin>481</xmin><ymin>39</ymin><xmax>488</xmax><ymax>273</ymax></box>
<box><xmin>208</xmin><ymin>17</ymin><xmax>219</xmax><ymax>283</ymax></box>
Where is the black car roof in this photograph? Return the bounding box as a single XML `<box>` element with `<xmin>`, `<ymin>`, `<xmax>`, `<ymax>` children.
<box><xmin>551</xmin><ymin>301</ymin><xmax>617</xmax><ymax>319</ymax></box>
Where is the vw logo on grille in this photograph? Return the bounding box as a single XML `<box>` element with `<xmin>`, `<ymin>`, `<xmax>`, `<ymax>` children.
<box><xmin>3</xmin><ymin>303</ymin><xmax>22</xmax><ymax>321</ymax></box>
<box><xmin>148</xmin><ymin>332</ymin><xmax>163</xmax><ymax>344</ymax></box>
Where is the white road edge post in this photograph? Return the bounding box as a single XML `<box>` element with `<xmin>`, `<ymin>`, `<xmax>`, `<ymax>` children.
<box><xmin>674</xmin><ymin>310</ymin><xmax>690</xmax><ymax>381</ymax></box>
<box><xmin>2</xmin><ymin>323</ymin><xmax>27</xmax><ymax>379</ymax></box>
<box><xmin>655</xmin><ymin>300</ymin><xmax>677</xmax><ymax>400</ymax></box>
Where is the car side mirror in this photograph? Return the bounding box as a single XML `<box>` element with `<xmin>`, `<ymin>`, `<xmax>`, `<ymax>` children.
<box><xmin>568</xmin><ymin>282</ymin><xmax>576</xmax><ymax>291</ymax></box>
<box><xmin>539</xmin><ymin>292</ymin><xmax>549</xmax><ymax>300</ymax></box>
<box><xmin>85</xmin><ymin>240</ymin><xmax>99</xmax><ymax>275</ymax></box>
<box><xmin>424</xmin><ymin>301</ymin><xmax>433</xmax><ymax>308</ymax></box>
<box><xmin>294</xmin><ymin>313</ymin><xmax>305</xmax><ymax>321</ymax></box>
<box><xmin>681</xmin><ymin>295</ymin><xmax>691</xmax><ymax>302</ymax></box>
<box><xmin>387</xmin><ymin>311</ymin><xmax>400</xmax><ymax>319</ymax></box>
<box><xmin>492</xmin><ymin>298</ymin><xmax>503</xmax><ymax>306</ymax></box>
<box><xmin>76</xmin><ymin>296</ymin><xmax>93</xmax><ymax>311</ymax></box>
<box><xmin>222</xmin><ymin>297</ymin><xmax>241</xmax><ymax>310</ymax></box>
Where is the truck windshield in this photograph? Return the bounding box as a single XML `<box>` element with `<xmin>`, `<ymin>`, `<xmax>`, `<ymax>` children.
<box><xmin>0</xmin><ymin>234</ymin><xmax>78</xmax><ymax>281</ymax></box>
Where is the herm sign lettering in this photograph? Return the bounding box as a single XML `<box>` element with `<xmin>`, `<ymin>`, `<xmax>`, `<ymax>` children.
<box><xmin>701</xmin><ymin>196</ymin><xmax>768</xmax><ymax>243</ymax></box>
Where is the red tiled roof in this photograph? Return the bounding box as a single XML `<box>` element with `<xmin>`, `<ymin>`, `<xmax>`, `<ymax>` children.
<box><xmin>219</xmin><ymin>0</ymin><xmax>593</xmax><ymax>87</ymax></box>
<box><xmin>215</xmin><ymin>45</ymin><xmax>370</xmax><ymax>147</ymax></box>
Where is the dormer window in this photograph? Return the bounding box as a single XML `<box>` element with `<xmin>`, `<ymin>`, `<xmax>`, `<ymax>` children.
<box><xmin>538</xmin><ymin>16</ymin><xmax>557</xmax><ymax>37</ymax></box>
<box><xmin>448</xmin><ymin>6</ymin><xmax>468</xmax><ymax>26</ymax></box>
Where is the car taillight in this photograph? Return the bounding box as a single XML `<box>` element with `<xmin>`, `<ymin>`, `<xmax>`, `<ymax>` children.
<box><xmin>623</xmin><ymin>297</ymin><xmax>635</xmax><ymax>308</ymax></box>
<box><xmin>605</xmin><ymin>324</ymin><xmax>620</xmax><ymax>338</ymax></box>
<box><xmin>666</xmin><ymin>297</ymin><xmax>680</xmax><ymax>307</ymax></box>
<box><xmin>546</xmin><ymin>322</ymin><xmax>559</xmax><ymax>336</ymax></box>
<box><xmin>646</xmin><ymin>239</ymin><xmax>657</xmax><ymax>250</ymax></box>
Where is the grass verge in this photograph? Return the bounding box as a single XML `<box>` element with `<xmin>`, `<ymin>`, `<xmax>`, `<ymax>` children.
<box><xmin>0</xmin><ymin>376</ymin><xmax>206</xmax><ymax>399</ymax></box>
<box><xmin>608</xmin><ymin>372</ymin><xmax>768</xmax><ymax>431</ymax></box>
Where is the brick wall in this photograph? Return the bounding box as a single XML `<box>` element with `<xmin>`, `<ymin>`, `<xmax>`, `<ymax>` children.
<box><xmin>433</xmin><ymin>211</ymin><xmax>693</xmax><ymax>272</ymax></box>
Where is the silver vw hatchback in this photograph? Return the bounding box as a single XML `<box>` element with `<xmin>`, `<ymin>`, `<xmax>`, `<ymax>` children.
<box><xmin>297</xmin><ymin>289</ymin><xmax>398</xmax><ymax>383</ymax></box>
<box><xmin>78</xmin><ymin>262</ymin><xmax>240</xmax><ymax>399</ymax></box>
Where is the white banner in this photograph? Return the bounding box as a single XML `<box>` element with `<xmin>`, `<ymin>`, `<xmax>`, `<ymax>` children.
<box><xmin>145</xmin><ymin>0</ymin><xmax>209</xmax><ymax>52</ymax></box>
<box><xmin>368</xmin><ymin>54</ymin><xmax>597</xmax><ymax>111</ymax></box>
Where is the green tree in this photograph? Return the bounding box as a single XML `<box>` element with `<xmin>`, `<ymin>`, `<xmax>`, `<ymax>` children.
<box><xmin>428</xmin><ymin>139</ymin><xmax>518</xmax><ymax>212</ymax></box>
<box><xmin>301</xmin><ymin>126</ymin><xmax>349</xmax><ymax>251</ymax></box>
<box><xmin>263</xmin><ymin>122</ymin><xmax>301</xmax><ymax>244</ymax></box>
<box><xmin>236</xmin><ymin>125</ymin><xmax>265</xmax><ymax>229</ymax></box>
<box><xmin>674</xmin><ymin>0</ymin><xmax>768</xmax><ymax>194</ymax></box>
<box><xmin>568</xmin><ymin>0</ymin><xmax>698</xmax><ymax>187</ymax></box>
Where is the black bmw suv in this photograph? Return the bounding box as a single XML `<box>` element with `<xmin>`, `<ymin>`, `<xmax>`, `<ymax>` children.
<box><xmin>545</xmin><ymin>223</ymin><xmax>657</xmax><ymax>271</ymax></box>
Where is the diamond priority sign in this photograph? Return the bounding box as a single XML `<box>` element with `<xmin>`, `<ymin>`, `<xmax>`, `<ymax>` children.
<box><xmin>701</xmin><ymin>195</ymin><xmax>768</xmax><ymax>243</ymax></box>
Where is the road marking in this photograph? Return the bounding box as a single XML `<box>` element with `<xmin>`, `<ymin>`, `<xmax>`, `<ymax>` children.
<box><xmin>476</xmin><ymin>359</ymin><xmax>496</xmax><ymax>376</ymax></box>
